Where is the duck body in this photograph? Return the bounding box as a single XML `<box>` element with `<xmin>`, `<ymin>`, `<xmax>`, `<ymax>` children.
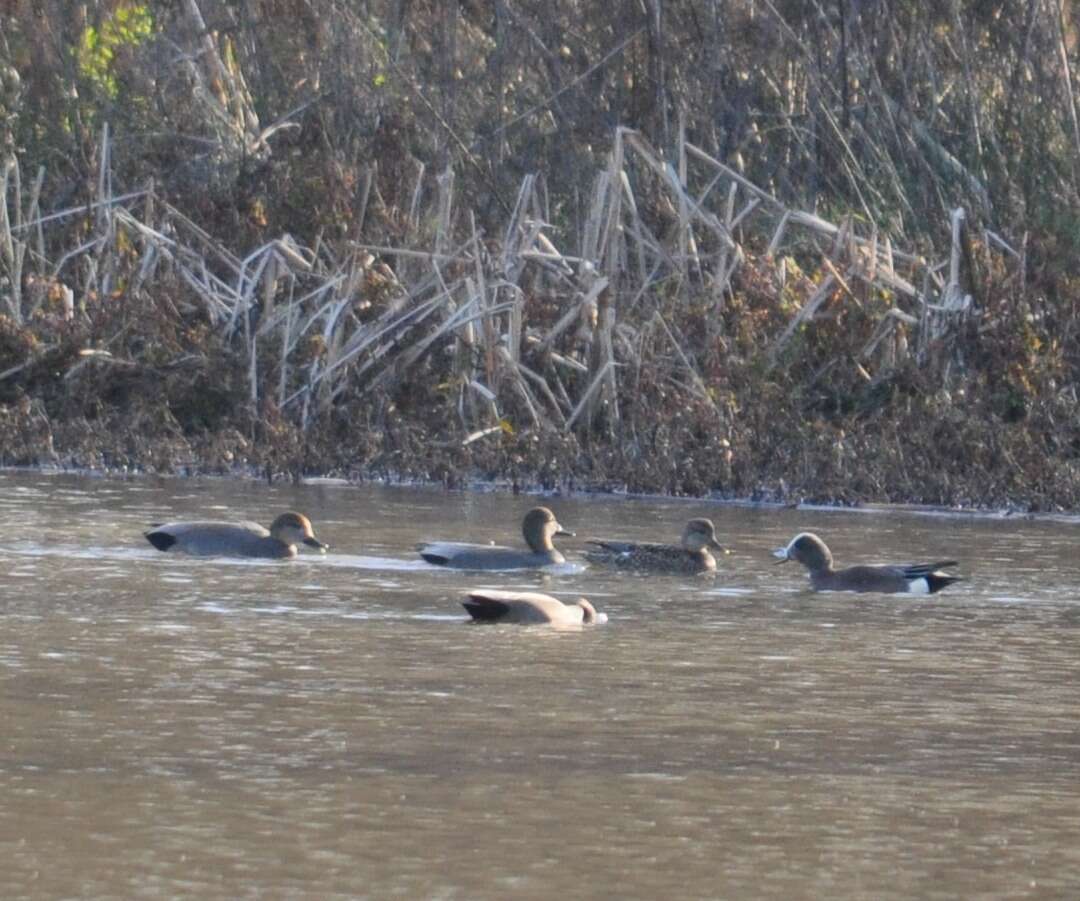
<box><xmin>806</xmin><ymin>562</ymin><xmax>961</xmax><ymax>594</ymax></box>
<box><xmin>584</xmin><ymin>518</ymin><xmax>725</xmax><ymax>575</ymax></box>
<box><xmin>462</xmin><ymin>590</ymin><xmax>606</xmax><ymax>625</ymax></box>
<box><xmin>419</xmin><ymin>543</ymin><xmax>565</xmax><ymax>570</ymax></box>
<box><xmin>773</xmin><ymin>532</ymin><xmax>961</xmax><ymax>594</ymax></box>
<box><xmin>418</xmin><ymin>507</ymin><xmax>572</xmax><ymax>571</ymax></box>
<box><xmin>584</xmin><ymin>540</ymin><xmax>717</xmax><ymax>574</ymax></box>
<box><xmin>145</xmin><ymin>512</ymin><xmax>328</xmax><ymax>559</ymax></box>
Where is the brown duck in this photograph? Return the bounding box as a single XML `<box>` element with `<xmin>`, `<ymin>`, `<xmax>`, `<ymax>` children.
<box><xmin>583</xmin><ymin>518</ymin><xmax>727</xmax><ymax>574</ymax></box>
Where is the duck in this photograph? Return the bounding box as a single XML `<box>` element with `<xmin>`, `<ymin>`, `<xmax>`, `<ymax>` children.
<box><xmin>772</xmin><ymin>532</ymin><xmax>961</xmax><ymax>593</ymax></box>
<box><xmin>418</xmin><ymin>506</ymin><xmax>573</xmax><ymax>570</ymax></box>
<box><xmin>462</xmin><ymin>589</ymin><xmax>606</xmax><ymax>625</ymax></box>
<box><xmin>145</xmin><ymin>512</ymin><xmax>328</xmax><ymax>559</ymax></box>
<box><xmin>583</xmin><ymin>518</ymin><xmax>727</xmax><ymax>574</ymax></box>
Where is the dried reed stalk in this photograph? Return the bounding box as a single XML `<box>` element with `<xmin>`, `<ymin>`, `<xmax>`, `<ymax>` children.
<box><xmin>6</xmin><ymin>119</ymin><xmax>1013</xmax><ymax>450</ymax></box>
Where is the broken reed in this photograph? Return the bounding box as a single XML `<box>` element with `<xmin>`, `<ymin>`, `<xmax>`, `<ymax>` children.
<box><xmin>0</xmin><ymin>125</ymin><xmax>1013</xmax><ymax>447</ymax></box>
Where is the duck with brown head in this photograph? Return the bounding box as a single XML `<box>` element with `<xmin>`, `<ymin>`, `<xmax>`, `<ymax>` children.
<box><xmin>418</xmin><ymin>507</ymin><xmax>573</xmax><ymax>570</ymax></box>
<box><xmin>584</xmin><ymin>518</ymin><xmax>727</xmax><ymax>575</ymax></box>
<box><xmin>145</xmin><ymin>512</ymin><xmax>328</xmax><ymax>559</ymax></box>
<box><xmin>462</xmin><ymin>590</ymin><xmax>606</xmax><ymax>626</ymax></box>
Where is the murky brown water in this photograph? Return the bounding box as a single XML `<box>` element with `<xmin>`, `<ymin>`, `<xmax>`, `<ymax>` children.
<box><xmin>2</xmin><ymin>470</ymin><xmax>1080</xmax><ymax>898</ymax></box>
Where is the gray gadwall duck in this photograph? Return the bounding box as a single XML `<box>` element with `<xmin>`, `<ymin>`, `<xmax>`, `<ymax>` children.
<box><xmin>418</xmin><ymin>507</ymin><xmax>573</xmax><ymax>570</ymax></box>
<box><xmin>772</xmin><ymin>532</ymin><xmax>962</xmax><ymax>594</ymax></box>
<box><xmin>462</xmin><ymin>590</ymin><xmax>607</xmax><ymax>625</ymax></box>
<box><xmin>584</xmin><ymin>518</ymin><xmax>727</xmax><ymax>574</ymax></box>
<box><xmin>145</xmin><ymin>512</ymin><xmax>328</xmax><ymax>559</ymax></box>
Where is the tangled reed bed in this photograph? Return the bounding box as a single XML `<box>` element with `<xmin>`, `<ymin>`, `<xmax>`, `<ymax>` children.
<box><xmin>0</xmin><ymin>125</ymin><xmax>1076</xmax><ymax>510</ymax></box>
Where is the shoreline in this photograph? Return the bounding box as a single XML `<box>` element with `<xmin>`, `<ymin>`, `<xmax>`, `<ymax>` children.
<box><xmin>4</xmin><ymin>463</ymin><xmax>1069</xmax><ymax>526</ymax></box>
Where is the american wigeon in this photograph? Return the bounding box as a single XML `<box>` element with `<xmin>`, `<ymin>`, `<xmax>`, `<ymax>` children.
<box><xmin>772</xmin><ymin>532</ymin><xmax>962</xmax><ymax>594</ymax></box>
<box><xmin>584</xmin><ymin>518</ymin><xmax>727</xmax><ymax>574</ymax></box>
<box><xmin>418</xmin><ymin>507</ymin><xmax>573</xmax><ymax>570</ymax></box>
<box><xmin>145</xmin><ymin>512</ymin><xmax>328</xmax><ymax>559</ymax></box>
<box><xmin>462</xmin><ymin>589</ymin><xmax>606</xmax><ymax>625</ymax></box>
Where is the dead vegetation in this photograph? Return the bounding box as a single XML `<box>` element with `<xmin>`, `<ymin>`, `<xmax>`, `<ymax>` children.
<box><xmin>3</xmin><ymin>1</ymin><xmax>1080</xmax><ymax>508</ymax></box>
<box><xmin>2</xmin><ymin>123</ymin><xmax>1066</xmax><ymax>508</ymax></box>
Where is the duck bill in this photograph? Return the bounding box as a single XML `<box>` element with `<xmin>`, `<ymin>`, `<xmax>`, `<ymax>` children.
<box><xmin>771</xmin><ymin>547</ymin><xmax>790</xmax><ymax>564</ymax></box>
<box><xmin>709</xmin><ymin>539</ymin><xmax>730</xmax><ymax>555</ymax></box>
<box><xmin>555</xmin><ymin>528</ymin><xmax>576</xmax><ymax>538</ymax></box>
<box><xmin>304</xmin><ymin>537</ymin><xmax>330</xmax><ymax>552</ymax></box>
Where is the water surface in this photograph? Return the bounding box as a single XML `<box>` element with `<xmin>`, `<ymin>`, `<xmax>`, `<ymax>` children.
<box><xmin>1</xmin><ymin>471</ymin><xmax>1079</xmax><ymax>898</ymax></box>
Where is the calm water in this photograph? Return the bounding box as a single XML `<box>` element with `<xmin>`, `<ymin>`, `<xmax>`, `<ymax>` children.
<box><xmin>2</xmin><ymin>471</ymin><xmax>1080</xmax><ymax>898</ymax></box>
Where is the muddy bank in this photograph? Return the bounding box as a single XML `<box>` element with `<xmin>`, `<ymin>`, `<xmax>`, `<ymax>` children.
<box><xmin>1</xmin><ymin>111</ymin><xmax>1075</xmax><ymax>514</ymax></box>
<box><xmin>2</xmin><ymin>272</ymin><xmax>1078</xmax><ymax>513</ymax></box>
<box><xmin>0</xmin><ymin>182</ymin><xmax>1075</xmax><ymax>512</ymax></box>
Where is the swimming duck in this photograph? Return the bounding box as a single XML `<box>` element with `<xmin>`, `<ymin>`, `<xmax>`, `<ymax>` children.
<box><xmin>145</xmin><ymin>512</ymin><xmax>328</xmax><ymax>559</ymax></box>
<box><xmin>584</xmin><ymin>518</ymin><xmax>727</xmax><ymax>574</ymax></box>
<box><xmin>418</xmin><ymin>507</ymin><xmax>573</xmax><ymax>570</ymax></box>
<box><xmin>462</xmin><ymin>589</ymin><xmax>606</xmax><ymax>625</ymax></box>
<box><xmin>772</xmin><ymin>532</ymin><xmax>961</xmax><ymax>594</ymax></box>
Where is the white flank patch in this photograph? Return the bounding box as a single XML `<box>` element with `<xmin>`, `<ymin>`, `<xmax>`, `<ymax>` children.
<box><xmin>906</xmin><ymin>577</ymin><xmax>931</xmax><ymax>595</ymax></box>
